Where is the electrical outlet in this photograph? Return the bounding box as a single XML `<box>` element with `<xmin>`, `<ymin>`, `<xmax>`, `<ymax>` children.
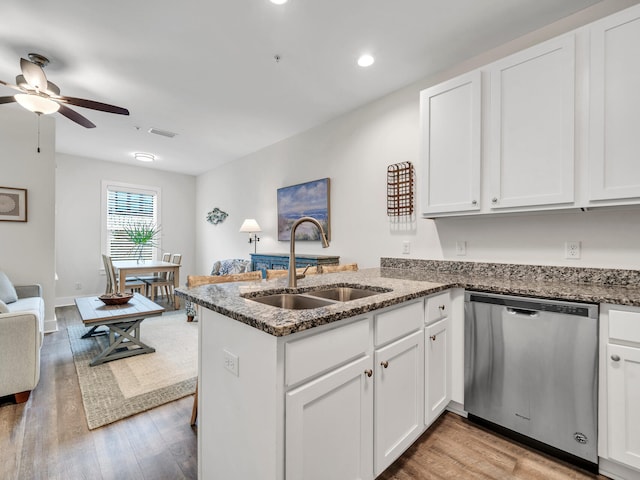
<box><xmin>456</xmin><ymin>241</ymin><xmax>467</xmax><ymax>256</ymax></box>
<box><xmin>75</xmin><ymin>282</ymin><xmax>82</xmax><ymax>290</ymax></box>
<box><xmin>402</xmin><ymin>241</ymin><xmax>411</xmax><ymax>255</ymax></box>
<box><xmin>565</xmin><ymin>241</ymin><xmax>581</xmax><ymax>259</ymax></box>
<box><xmin>223</xmin><ymin>349</ymin><xmax>239</xmax><ymax>376</ymax></box>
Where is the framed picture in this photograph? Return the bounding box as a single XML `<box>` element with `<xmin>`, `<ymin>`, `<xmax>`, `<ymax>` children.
<box><xmin>0</xmin><ymin>186</ymin><xmax>27</xmax><ymax>222</ymax></box>
<box><xmin>278</xmin><ymin>178</ymin><xmax>330</xmax><ymax>241</ymax></box>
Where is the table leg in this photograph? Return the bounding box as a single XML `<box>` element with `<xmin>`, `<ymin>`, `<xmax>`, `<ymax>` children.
<box><xmin>173</xmin><ymin>266</ymin><xmax>180</xmax><ymax>309</ymax></box>
<box><xmin>89</xmin><ymin>318</ymin><xmax>156</xmax><ymax>367</ymax></box>
<box><xmin>118</xmin><ymin>268</ymin><xmax>127</xmax><ymax>294</ymax></box>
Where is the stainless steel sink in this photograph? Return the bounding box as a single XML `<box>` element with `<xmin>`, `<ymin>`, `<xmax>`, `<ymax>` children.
<box><xmin>249</xmin><ymin>293</ymin><xmax>335</xmax><ymax>310</ymax></box>
<box><xmin>305</xmin><ymin>287</ymin><xmax>384</xmax><ymax>302</ymax></box>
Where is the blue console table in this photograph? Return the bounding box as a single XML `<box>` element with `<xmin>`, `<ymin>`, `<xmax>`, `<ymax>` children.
<box><xmin>251</xmin><ymin>253</ymin><xmax>340</xmax><ymax>278</ymax></box>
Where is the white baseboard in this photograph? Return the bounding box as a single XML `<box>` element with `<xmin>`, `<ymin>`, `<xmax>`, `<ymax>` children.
<box><xmin>44</xmin><ymin>314</ymin><xmax>58</xmax><ymax>334</ymax></box>
<box><xmin>599</xmin><ymin>458</ymin><xmax>640</xmax><ymax>480</ymax></box>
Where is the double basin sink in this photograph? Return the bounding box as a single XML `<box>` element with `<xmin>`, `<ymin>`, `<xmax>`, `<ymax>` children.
<box><xmin>244</xmin><ymin>285</ymin><xmax>392</xmax><ymax>310</ymax></box>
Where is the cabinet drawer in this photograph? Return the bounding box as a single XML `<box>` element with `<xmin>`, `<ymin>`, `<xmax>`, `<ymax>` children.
<box><xmin>609</xmin><ymin>309</ymin><xmax>640</xmax><ymax>344</ymax></box>
<box><xmin>426</xmin><ymin>291</ymin><xmax>450</xmax><ymax>324</ymax></box>
<box><xmin>286</xmin><ymin>318</ymin><xmax>370</xmax><ymax>386</ymax></box>
<box><xmin>375</xmin><ymin>300</ymin><xmax>424</xmax><ymax>347</ymax></box>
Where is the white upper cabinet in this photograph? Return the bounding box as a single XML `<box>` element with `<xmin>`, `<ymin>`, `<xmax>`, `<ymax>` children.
<box><xmin>488</xmin><ymin>35</ymin><xmax>575</xmax><ymax>209</ymax></box>
<box><xmin>420</xmin><ymin>71</ymin><xmax>482</xmax><ymax>215</ymax></box>
<box><xmin>589</xmin><ymin>5</ymin><xmax>640</xmax><ymax>202</ymax></box>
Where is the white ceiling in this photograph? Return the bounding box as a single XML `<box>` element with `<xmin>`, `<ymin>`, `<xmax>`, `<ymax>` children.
<box><xmin>0</xmin><ymin>0</ymin><xmax>613</xmax><ymax>175</ymax></box>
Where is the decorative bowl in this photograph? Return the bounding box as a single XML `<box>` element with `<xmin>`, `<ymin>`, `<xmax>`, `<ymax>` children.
<box><xmin>99</xmin><ymin>293</ymin><xmax>134</xmax><ymax>305</ymax></box>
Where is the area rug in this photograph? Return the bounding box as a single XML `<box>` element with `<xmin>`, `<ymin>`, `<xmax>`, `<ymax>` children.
<box><xmin>67</xmin><ymin>311</ymin><xmax>197</xmax><ymax>430</ymax></box>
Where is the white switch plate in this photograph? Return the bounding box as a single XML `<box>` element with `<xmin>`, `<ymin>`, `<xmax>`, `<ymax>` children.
<box><xmin>456</xmin><ymin>241</ymin><xmax>467</xmax><ymax>256</ymax></box>
<box><xmin>402</xmin><ymin>241</ymin><xmax>411</xmax><ymax>255</ymax></box>
<box><xmin>223</xmin><ymin>349</ymin><xmax>239</xmax><ymax>376</ymax></box>
<box><xmin>565</xmin><ymin>241</ymin><xmax>581</xmax><ymax>259</ymax></box>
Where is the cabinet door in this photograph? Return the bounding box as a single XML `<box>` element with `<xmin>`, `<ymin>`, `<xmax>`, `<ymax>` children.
<box><xmin>425</xmin><ymin>317</ymin><xmax>451</xmax><ymax>426</ymax></box>
<box><xmin>488</xmin><ymin>35</ymin><xmax>575</xmax><ymax>209</ymax></box>
<box><xmin>286</xmin><ymin>355</ymin><xmax>374</xmax><ymax>480</ymax></box>
<box><xmin>589</xmin><ymin>6</ymin><xmax>640</xmax><ymax>201</ymax></box>
<box><xmin>607</xmin><ymin>343</ymin><xmax>640</xmax><ymax>470</ymax></box>
<box><xmin>374</xmin><ymin>330</ymin><xmax>425</xmax><ymax>476</ymax></box>
<box><xmin>420</xmin><ymin>70</ymin><xmax>482</xmax><ymax>215</ymax></box>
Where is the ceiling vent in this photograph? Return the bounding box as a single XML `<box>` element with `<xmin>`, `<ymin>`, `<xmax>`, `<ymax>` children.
<box><xmin>148</xmin><ymin>128</ymin><xmax>177</xmax><ymax>138</ymax></box>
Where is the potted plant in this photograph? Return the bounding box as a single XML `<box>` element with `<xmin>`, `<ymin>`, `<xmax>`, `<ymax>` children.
<box><xmin>123</xmin><ymin>221</ymin><xmax>161</xmax><ymax>263</ymax></box>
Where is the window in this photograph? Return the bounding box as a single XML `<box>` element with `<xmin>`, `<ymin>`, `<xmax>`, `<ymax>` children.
<box><xmin>102</xmin><ymin>181</ymin><xmax>161</xmax><ymax>261</ymax></box>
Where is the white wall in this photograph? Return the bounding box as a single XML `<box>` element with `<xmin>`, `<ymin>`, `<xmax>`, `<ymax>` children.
<box><xmin>0</xmin><ymin>108</ymin><xmax>57</xmax><ymax>329</ymax></box>
<box><xmin>195</xmin><ymin>1</ymin><xmax>640</xmax><ymax>272</ymax></box>
<box><xmin>55</xmin><ymin>153</ymin><xmax>196</xmax><ymax>305</ymax></box>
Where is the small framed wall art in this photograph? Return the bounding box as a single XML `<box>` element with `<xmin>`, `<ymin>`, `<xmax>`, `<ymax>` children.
<box><xmin>0</xmin><ymin>186</ymin><xmax>27</xmax><ymax>222</ymax></box>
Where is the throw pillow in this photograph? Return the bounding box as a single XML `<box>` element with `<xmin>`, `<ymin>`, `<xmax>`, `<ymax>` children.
<box><xmin>210</xmin><ymin>261</ymin><xmax>222</xmax><ymax>276</ymax></box>
<box><xmin>0</xmin><ymin>272</ymin><xmax>18</xmax><ymax>304</ymax></box>
<box><xmin>0</xmin><ymin>299</ymin><xmax>8</xmax><ymax>313</ymax></box>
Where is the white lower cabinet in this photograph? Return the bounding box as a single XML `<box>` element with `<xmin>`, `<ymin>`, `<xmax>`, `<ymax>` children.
<box><xmin>286</xmin><ymin>355</ymin><xmax>374</xmax><ymax>480</ymax></box>
<box><xmin>607</xmin><ymin>343</ymin><xmax>640</xmax><ymax>470</ymax></box>
<box><xmin>374</xmin><ymin>330</ymin><xmax>424</xmax><ymax>475</ymax></box>
<box><xmin>425</xmin><ymin>316</ymin><xmax>451</xmax><ymax>426</ymax></box>
<box><xmin>200</xmin><ymin>293</ymin><xmax>456</xmax><ymax>480</ymax></box>
<box><xmin>599</xmin><ymin>305</ymin><xmax>640</xmax><ymax>479</ymax></box>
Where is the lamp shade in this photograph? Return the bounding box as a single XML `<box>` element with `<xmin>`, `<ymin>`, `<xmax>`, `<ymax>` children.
<box><xmin>14</xmin><ymin>94</ymin><xmax>60</xmax><ymax>115</ymax></box>
<box><xmin>239</xmin><ymin>219</ymin><xmax>261</xmax><ymax>233</ymax></box>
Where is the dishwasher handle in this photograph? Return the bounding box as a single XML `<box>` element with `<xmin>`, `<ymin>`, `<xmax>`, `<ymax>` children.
<box><xmin>506</xmin><ymin>307</ymin><xmax>539</xmax><ymax>317</ymax></box>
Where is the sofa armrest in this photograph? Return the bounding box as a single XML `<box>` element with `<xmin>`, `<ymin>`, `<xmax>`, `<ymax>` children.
<box><xmin>15</xmin><ymin>284</ymin><xmax>43</xmax><ymax>299</ymax></box>
<box><xmin>0</xmin><ymin>311</ymin><xmax>41</xmax><ymax>397</ymax></box>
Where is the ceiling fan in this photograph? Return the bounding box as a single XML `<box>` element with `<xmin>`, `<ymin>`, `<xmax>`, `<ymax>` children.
<box><xmin>0</xmin><ymin>53</ymin><xmax>129</xmax><ymax>128</ymax></box>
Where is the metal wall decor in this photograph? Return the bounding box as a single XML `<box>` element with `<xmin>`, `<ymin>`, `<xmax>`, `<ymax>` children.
<box><xmin>206</xmin><ymin>207</ymin><xmax>228</xmax><ymax>225</ymax></box>
<box><xmin>387</xmin><ymin>162</ymin><xmax>414</xmax><ymax>216</ymax></box>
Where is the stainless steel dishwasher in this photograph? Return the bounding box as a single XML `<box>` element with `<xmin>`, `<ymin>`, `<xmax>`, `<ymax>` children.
<box><xmin>464</xmin><ymin>292</ymin><xmax>599</xmax><ymax>469</ymax></box>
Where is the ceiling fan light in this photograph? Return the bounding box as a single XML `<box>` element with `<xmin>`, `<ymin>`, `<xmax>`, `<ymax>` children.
<box><xmin>14</xmin><ymin>93</ymin><xmax>60</xmax><ymax>114</ymax></box>
<box><xmin>134</xmin><ymin>152</ymin><xmax>155</xmax><ymax>162</ymax></box>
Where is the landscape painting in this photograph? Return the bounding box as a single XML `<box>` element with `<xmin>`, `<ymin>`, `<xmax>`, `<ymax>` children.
<box><xmin>278</xmin><ymin>178</ymin><xmax>330</xmax><ymax>241</ymax></box>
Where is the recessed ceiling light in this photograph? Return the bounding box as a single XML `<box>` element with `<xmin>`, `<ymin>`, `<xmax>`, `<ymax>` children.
<box><xmin>134</xmin><ymin>152</ymin><xmax>155</xmax><ymax>162</ymax></box>
<box><xmin>357</xmin><ymin>54</ymin><xmax>375</xmax><ymax>67</ymax></box>
<box><xmin>270</xmin><ymin>0</ymin><xmax>288</xmax><ymax>4</ymax></box>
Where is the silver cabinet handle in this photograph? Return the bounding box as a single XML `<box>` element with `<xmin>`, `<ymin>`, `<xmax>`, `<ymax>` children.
<box><xmin>380</xmin><ymin>361</ymin><xmax>388</xmax><ymax>369</ymax></box>
<box><xmin>611</xmin><ymin>354</ymin><xmax>621</xmax><ymax>362</ymax></box>
<box><xmin>364</xmin><ymin>369</ymin><xmax>373</xmax><ymax>377</ymax></box>
<box><xmin>492</xmin><ymin>197</ymin><xmax>498</xmax><ymax>204</ymax></box>
<box><xmin>438</xmin><ymin>304</ymin><xmax>446</xmax><ymax>311</ymax></box>
<box><xmin>430</xmin><ymin>335</ymin><xmax>437</xmax><ymax>341</ymax></box>
<box><xmin>471</xmin><ymin>200</ymin><xmax>477</xmax><ymax>205</ymax></box>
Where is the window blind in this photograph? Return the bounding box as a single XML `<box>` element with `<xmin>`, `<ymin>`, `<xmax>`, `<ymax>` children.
<box><xmin>106</xmin><ymin>188</ymin><xmax>158</xmax><ymax>261</ymax></box>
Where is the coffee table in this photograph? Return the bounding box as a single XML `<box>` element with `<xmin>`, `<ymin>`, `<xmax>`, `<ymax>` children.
<box><xmin>75</xmin><ymin>293</ymin><xmax>165</xmax><ymax>366</ymax></box>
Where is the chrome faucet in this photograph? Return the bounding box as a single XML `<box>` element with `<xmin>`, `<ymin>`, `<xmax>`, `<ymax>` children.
<box><xmin>288</xmin><ymin>216</ymin><xmax>330</xmax><ymax>288</ymax></box>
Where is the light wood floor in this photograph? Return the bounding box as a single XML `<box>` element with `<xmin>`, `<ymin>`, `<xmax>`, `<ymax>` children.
<box><xmin>0</xmin><ymin>302</ymin><xmax>608</xmax><ymax>480</ymax></box>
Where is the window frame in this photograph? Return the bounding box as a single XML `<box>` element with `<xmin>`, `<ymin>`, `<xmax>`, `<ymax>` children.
<box><xmin>101</xmin><ymin>180</ymin><xmax>162</xmax><ymax>265</ymax></box>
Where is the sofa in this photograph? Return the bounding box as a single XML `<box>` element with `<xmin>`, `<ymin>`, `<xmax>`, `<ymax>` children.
<box><xmin>185</xmin><ymin>259</ymin><xmax>253</xmax><ymax>322</ymax></box>
<box><xmin>0</xmin><ymin>275</ymin><xmax>44</xmax><ymax>403</ymax></box>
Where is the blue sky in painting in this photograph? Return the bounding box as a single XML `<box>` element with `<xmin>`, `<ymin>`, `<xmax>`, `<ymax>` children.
<box><xmin>278</xmin><ymin>178</ymin><xmax>328</xmax><ymax>216</ymax></box>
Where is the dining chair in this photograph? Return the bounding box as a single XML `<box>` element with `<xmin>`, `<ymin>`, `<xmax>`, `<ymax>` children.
<box><xmin>136</xmin><ymin>252</ymin><xmax>171</xmax><ymax>291</ymax></box>
<box><xmin>102</xmin><ymin>254</ymin><xmax>146</xmax><ymax>294</ymax></box>
<box><xmin>265</xmin><ymin>266</ymin><xmax>319</xmax><ymax>280</ymax></box>
<box><xmin>145</xmin><ymin>253</ymin><xmax>182</xmax><ymax>303</ymax></box>
<box><xmin>320</xmin><ymin>263</ymin><xmax>359</xmax><ymax>273</ymax></box>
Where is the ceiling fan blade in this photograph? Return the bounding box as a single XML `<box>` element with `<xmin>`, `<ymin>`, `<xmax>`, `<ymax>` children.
<box><xmin>0</xmin><ymin>96</ymin><xmax>17</xmax><ymax>104</ymax></box>
<box><xmin>20</xmin><ymin>58</ymin><xmax>48</xmax><ymax>91</ymax></box>
<box><xmin>58</xmin><ymin>104</ymin><xmax>96</xmax><ymax>128</ymax></box>
<box><xmin>0</xmin><ymin>79</ymin><xmax>24</xmax><ymax>92</ymax></box>
<box><xmin>58</xmin><ymin>96</ymin><xmax>129</xmax><ymax>115</ymax></box>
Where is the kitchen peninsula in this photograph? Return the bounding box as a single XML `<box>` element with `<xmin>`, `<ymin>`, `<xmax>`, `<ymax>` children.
<box><xmin>176</xmin><ymin>260</ymin><xmax>640</xmax><ymax>480</ymax></box>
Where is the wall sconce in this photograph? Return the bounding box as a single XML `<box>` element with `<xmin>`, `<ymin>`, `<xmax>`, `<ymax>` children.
<box><xmin>239</xmin><ymin>218</ymin><xmax>261</xmax><ymax>254</ymax></box>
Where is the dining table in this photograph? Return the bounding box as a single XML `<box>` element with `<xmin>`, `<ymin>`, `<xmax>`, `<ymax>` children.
<box><xmin>112</xmin><ymin>259</ymin><xmax>181</xmax><ymax>309</ymax></box>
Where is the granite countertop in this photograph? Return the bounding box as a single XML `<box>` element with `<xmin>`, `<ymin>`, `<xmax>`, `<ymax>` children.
<box><xmin>175</xmin><ymin>266</ymin><xmax>640</xmax><ymax>337</ymax></box>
